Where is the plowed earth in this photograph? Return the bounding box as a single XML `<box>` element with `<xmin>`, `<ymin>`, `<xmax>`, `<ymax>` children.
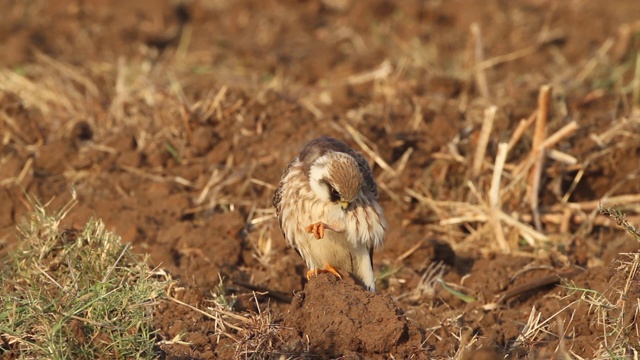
<box><xmin>1</xmin><ymin>0</ymin><xmax>639</xmax><ymax>358</ymax></box>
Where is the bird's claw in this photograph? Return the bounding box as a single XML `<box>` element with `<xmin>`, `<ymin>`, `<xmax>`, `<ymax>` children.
<box><xmin>306</xmin><ymin>263</ymin><xmax>342</xmax><ymax>280</ymax></box>
<box><xmin>305</xmin><ymin>222</ymin><xmax>325</xmax><ymax>239</ymax></box>
<box><xmin>305</xmin><ymin>222</ymin><xmax>345</xmax><ymax>239</ymax></box>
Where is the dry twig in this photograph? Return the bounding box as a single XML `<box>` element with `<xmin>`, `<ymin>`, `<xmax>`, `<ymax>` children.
<box><xmin>470</xmin><ymin>23</ymin><xmax>490</xmax><ymax>98</ymax></box>
<box><xmin>489</xmin><ymin>143</ymin><xmax>509</xmax><ymax>252</ymax></box>
<box><xmin>528</xmin><ymin>85</ymin><xmax>552</xmax><ymax>231</ymax></box>
<box><xmin>471</xmin><ymin>106</ymin><xmax>497</xmax><ymax>178</ymax></box>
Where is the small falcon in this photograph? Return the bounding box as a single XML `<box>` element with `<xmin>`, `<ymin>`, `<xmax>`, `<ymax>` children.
<box><xmin>272</xmin><ymin>136</ymin><xmax>386</xmax><ymax>292</ymax></box>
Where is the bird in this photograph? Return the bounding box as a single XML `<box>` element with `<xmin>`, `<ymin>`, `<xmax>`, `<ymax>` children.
<box><xmin>272</xmin><ymin>136</ymin><xmax>386</xmax><ymax>292</ymax></box>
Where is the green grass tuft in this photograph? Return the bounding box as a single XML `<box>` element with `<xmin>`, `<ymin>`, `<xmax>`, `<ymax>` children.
<box><xmin>0</xmin><ymin>196</ymin><xmax>166</xmax><ymax>359</ymax></box>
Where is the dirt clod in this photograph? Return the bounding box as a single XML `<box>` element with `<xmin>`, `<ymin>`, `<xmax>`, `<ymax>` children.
<box><xmin>281</xmin><ymin>272</ymin><xmax>424</xmax><ymax>358</ymax></box>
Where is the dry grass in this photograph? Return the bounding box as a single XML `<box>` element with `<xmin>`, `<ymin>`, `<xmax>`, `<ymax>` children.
<box><xmin>560</xmin><ymin>259</ymin><xmax>639</xmax><ymax>360</ymax></box>
<box><xmin>165</xmin><ymin>278</ymin><xmax>283</xmax><ymax>359</ymax></box>
<box><xmin>366</xmin><ymin>27</ymin><xmax>640</xmax><ymax>358</ymax></box>
<box><xmin>405</xmin><ymin>94</ymin><xmax>640</xmax><ymax>255</ymax></box>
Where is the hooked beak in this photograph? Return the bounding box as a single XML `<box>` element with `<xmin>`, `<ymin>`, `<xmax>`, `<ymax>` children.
<box><xmin>339</xmin><ymin>201</ymin><xmax>350</xmax><ymax>210</ymax></box>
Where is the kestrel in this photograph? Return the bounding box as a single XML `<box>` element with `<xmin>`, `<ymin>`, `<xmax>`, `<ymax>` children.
<box><xmin>272</xmin><ymin>136</ymin><xmax>386</xmax><ymax>292</ymax></box>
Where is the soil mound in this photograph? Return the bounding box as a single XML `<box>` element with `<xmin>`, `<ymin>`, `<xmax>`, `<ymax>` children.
<box><xmin>280</xmin><ymin>271</ymin><xmax>425</xmax><ymax>358</ymax></box>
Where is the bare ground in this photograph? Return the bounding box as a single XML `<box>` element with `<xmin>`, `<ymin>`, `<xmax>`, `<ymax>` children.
<box><xmin>1</xmin><ymin>0</ymin><xmax>640</xmax><ymax>358</ymax></box>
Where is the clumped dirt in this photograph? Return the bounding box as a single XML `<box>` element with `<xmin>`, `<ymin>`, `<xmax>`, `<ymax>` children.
<box><xmin>1</xmin><ymin>0</ymin><xmax>640</xmax><ymax>359</ymax></box>
<box><xmin>281</xmin><ymin>272</ymin><xmax>424</xmax><ymax>358</ymax></box>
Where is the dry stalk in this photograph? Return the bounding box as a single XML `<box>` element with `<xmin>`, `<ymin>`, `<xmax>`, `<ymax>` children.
<box><xmin>0</xmin><ymin>69</ymin><xmax>74</xmax><ymax>114</ymax></box>
<box><xmin>190</xmin><ymin>86</ymin><xmax>228</xmax><ymax>123</ymax></box>
<box><xmin>539</xmin><ymin>121</ymin><xmax>579</xmax><ymax>149</ymax></box>
<box><xmin>409</xmin><ymin>103</ymin><xmax>423</xmax><ymax>131</ymax></box>
<box><xmin>0</xmin><ymin>111</ymin><xmax>31</xmax><ymax>147</ymax></box>
<box><xmin>489</xmin><ymin>143</ymin><xmax>509</xmax><ymax>252</ymax></box>
<box><xmin>471</xmin><ymin>106</ymin><xmax>497</xmax><ymax>178</ymax></box>
<box><xmin>511</xmin><ymin>300</ymin><xmax>579</xmax><ymax>353</ymax></box>
<box><xmin>498</xmin><ymin>211</ymin><xmax>548</xmax><ymax>244</ymax></box>
<box><xmin>522</xmin><ymin>212</ymin><xmax>640</xmax><ymax>229</ymax></box>
<box><xmin>477</xmin><ymin>44</ymin><xmax>540</xmax><ymax>71</ymax></box>
<box><xmin>233</xmin><ymin>292</ymin><xmax>283</xmax><ymax>358</ymax></box>
<box><xmin>195</xmin><ymin>168</ymin><xmax>226</xmax><ymax>205</ymax></box>
<box><xmin>576</xmin><ymin>37</ymin><xmax>615</xmax><ymax>82</ymax></box>
<box><xmin>249</xmin><ymin>178</ymin><xmax>277</xmax><ymax>190</ymax></box>
<box><xmin>413</xmin><ymin>194</ymin><xmax>548</xmax><ymax>247</ymax></box>
<box><xmin>583</xmin><ymin>252</ymin><xmax>640</xmax><ymax>358</ymax></box>
<box><xmin>507</xmin><ymin>112</ymin><xmax>536</xmax><ymax>152</ymax></box>
<box><xmin>299</xmin><ymin>98</ymin><xmax>324</xmax><ymax>119</ymax></box>
<box><xmin>165</xmin><ymin>282</ymin><xmax>249</xmax><ymax>338</ymax></box>
<box><xmin>396</xmin><ymin>240</ymin><xmax>425</xmax><ymax>263</ymax></box>
<box><xmin>15</xmin><ymin>157</ymin><xmax>33</xmax><ymax>186</ymax></box>
<box><xmin>446</xmin><ymin>139</ymin><xmax>466</xmax><ymax>163</ymax></box>
<box><xmin>546</xmin><ymin>149</ymin><xmax>578</xmax><ymax>165</ymax></box>
<box><xmin>477</xmin><ymin>30</ymin><xmax>564</xmax><ymax>71</ymax></box>
<box><xmin>530</xmin><ymin>84</ymin><xmax>551</xmax><ymax>160</ymax></box>
<box><xmin>244</xmin><ymin>207</ymin><xmax>275</xmax><ymax>268</ymax></box>
<box><xmin>119</xmin><ymin>165</ymin><xmax>194</xmax><ymax>188</ymax></box>
<box><xmin>470</xmin><ymin>23</ymin><xmax>490</xmax><ymax>98</ymax></box>
<box><xmin>346</xmin><ymin>60</ymin><xmax>393</xmax><ymax>85</ymax></box>
<box><xmin>377</xmin><ymin>146</ymin><xmax>413</xmax><ymax>204</ymax></box>
<box><xmin>33</xmin><ymin>50</ymin><xmax>99</xmax><ymax>98</ymax></box>
<box><xmin>506</xmin><ymin>118</ymin><xmax>579</xmax><ymax>202</ymax></box>
<box><xmin>343</xmin><ymin>124</ymin><xmax>396</xmax><ymax>176</ymax></box>
<box><xmin>404</xmin><ymin>188</ymin><xmax>446</xmax><ymax>217</ymax></box>
<box><xmin>211</xmin><ymin>86</ymin><xmax>228</xmax><ymax>120</ymax></box>
<box><xmin>393</xmin><ymin>146</ymin><xmax>414</xmax><ymax>176</ymax></box>
<box><xmin>528</xmin><ymin>85</ymin><xmax>552</xmax><ymax>231</ymax></box>
<box><xmin>589</xmin><ymin>115</ymin><xmax>638</xmax><ymax>146</ymax></box>
<box><xmin>439</xmin><ymin>213</ymin><xmax>487</xmax><ymax>225</ymax></box>
<box><xmin>633</xmin><ymin>50</ymin><xmax>640</xmax><ymax>108</ymax></box>
<box><xmin>550</xmin><ymin>194</ymin><xmax>640</xmax><ymax>212</ymax></box>
<box><xmin>378</xmin><ymin>182</ymin><xmax>403</xmax><ymax>206</ymax></box>
<box><xmin>395</xmin><ymin>262</ymin><xmax>447</xmax><ymax>303</ymax></box>
<box><xmin>611</xmin><ymin>21</ymin><xmax>640</xmax><ymax>60</ymax></box>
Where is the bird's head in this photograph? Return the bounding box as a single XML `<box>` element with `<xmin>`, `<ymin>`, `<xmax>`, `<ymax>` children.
<box><xmin>308</xmin><ymin>152</ymin><xmax>363</xmax><ymax>210</ymax></box>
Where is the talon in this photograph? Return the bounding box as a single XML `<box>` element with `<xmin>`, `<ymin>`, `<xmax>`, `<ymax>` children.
<box><xmin>322</xmin><ymin>263</ymin><xmax>342</xmax><ymax>279</ymax></box>
<box><xmin>306</xmin><ymin>264</ymin><xmax>341</xmax><ymax>280</ymax></box>
<box><xmin>306</xmin><ymin>269</ymin><xmax>315</xmax><ymax>280</ymax></box>
<box><xmin>305</xmin><ymin>222</ymin><xmax>325</xmax><ymax>239</ymax></box>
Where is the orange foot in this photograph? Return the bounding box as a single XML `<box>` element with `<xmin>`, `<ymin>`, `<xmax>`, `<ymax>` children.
<box><xmin>305</xmin><ymin>222</ymin><xmax>343</xmax><ymax>239</ymax></box>
<box><xmin>306</xmin><ymin>263</ymin><xmax>343</xmax><ymax>280</ymax></box>
<box><xmin>305</xmin><ymin>222</ymin><xmax>327</xmax><ymax>239</ymax></box>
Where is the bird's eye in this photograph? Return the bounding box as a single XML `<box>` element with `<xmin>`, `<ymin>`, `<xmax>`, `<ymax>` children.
<box><xmin>329</xmin><ymin>186</ymin><xmax>341</xmax><ymax>202</ymax></box>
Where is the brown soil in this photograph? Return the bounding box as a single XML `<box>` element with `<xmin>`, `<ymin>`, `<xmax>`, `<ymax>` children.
<box><xmin>1</xmin><ymin>0</ymin><xmax>640</xmax><ymax>359</ymax></box>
